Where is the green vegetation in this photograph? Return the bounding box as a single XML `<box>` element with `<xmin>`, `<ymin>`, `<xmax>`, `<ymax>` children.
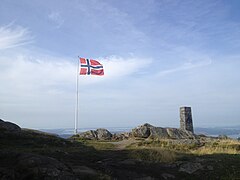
<box><xmin>127</xmin><ymin>138</ymin><xmax>240</xmax><ymax>155</ymax></box>
<box><xmin>77</xmin><ymin>139</ymin><xmax>116</xmax><ymax>150</ymax></box>
<box><xmin>129</xmin><ymin>148</ymin><xmax>176</xmax><ymax>163</ymax></box>
<box><xmin>1</xmin><ymin>129</ymin><xmax>240</xmax><ymax>179</ymax></box>
<box><xmin>193</xmin><ymin>139</ymin><xmax>240</xmax><ymax>155</ymax></box>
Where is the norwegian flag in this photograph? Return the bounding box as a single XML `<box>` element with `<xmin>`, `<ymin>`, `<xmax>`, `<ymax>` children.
<box><xmin>79</xmin><ymin>57</ymin><xmax>104</xmax><ymax>76</ymax></box>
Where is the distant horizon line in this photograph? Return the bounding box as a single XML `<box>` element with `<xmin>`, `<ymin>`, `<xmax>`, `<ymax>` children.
<box><xmin>33</xmin><ymin>124</ymin><xmax>240</xmax><ymax>130</ymax></box>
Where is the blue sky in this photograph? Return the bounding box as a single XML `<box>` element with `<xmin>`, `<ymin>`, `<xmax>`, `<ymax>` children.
<box><xmin>0</xmin><ymin>0</ymin><xmax>240</xmax><ymax>129</ymax></box>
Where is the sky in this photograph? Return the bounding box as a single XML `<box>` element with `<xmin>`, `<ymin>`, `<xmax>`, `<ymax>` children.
<box><xmin>0</xmin><ymin>0</ymin><xmax>240</xmax><ymax>129</ymax></box>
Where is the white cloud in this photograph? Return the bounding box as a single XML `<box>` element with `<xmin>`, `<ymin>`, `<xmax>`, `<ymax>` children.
<box><xmin>158</xmin><ymin>59</ymin><xmax>212</xmax><ymax>76</ymax></box>
<box><xmin>0</xmin><ymin>53</ymin><xmax>152</xmax><ymax>128</ymax></box>
<box><xmin>0</xmin><ymin>55</ymin><xmax>74</xmax><ymax>92</ymax></box>
<box><xmin>101</xmin><ymin>56</ymin><xmax>151</xmax><ymax>78</ymax></box>
<box><xmin>0</xmin><ymin>54</ymin><xmax>152</xmax><ymax>92</ymax></box>
<box><xmin>0</xmin><ymin>24</ymin><xmax>32</xmax><ymax>49</ymax></box>
<box><xmin>48</xmin><ymin>12</ymin><xmax>64</xmax><ymax>28</ymax></box>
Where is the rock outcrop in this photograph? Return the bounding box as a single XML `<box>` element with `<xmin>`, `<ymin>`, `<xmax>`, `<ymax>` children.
<box><xmin>0</xmin><ymin>152</ymin><xmax>76</xmax><ymax>179</ymax></box>
<box><xmin>1</xmin><ymin>119</ymin><xmax>239</xmax><ymax>179</ymax></box>
<box><xmin>77</xmin><ymin>128</ymin><xmax>112</xmax><ymax>140</ymax></box>
<box><xmin>76</xmin><ymin>123</ymin><xmax>196</xmax><ymax>140</ymax></box>
<box><xmin>112</xmin><ymin>132</ymin><xmax>131</xmax><ymax>140</ymax></box>
<box><xmin>0</xmin><ymin>119</ymin><xmax>21</xmax><ymax>132</ymax></box>
<box><xmin>132</xmin><ymin>123</ymin><xmax>196</xmax><ymax>139</ymax></box>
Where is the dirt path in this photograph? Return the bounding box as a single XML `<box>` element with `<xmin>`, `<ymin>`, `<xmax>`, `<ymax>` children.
<box><xmin>109</xmin><ymin>139</ymin><xmax>139</xmax><ymax>150</ymax></box>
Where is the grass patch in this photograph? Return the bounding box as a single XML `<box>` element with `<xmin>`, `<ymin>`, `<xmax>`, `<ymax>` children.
<box><xmin>127</xmin><ymin>139</ymin><xmax>200</xmax><ymax>152</ymax></box>
<box><xmin>129</xmin><ymin>148</ymin><xmax>177</xmax><ymax>163</ymax></box>
<box><xmin>127</xmin><ymin>139</ymin><xmax>240</xmax><ymax>155</ymax></box>
<box><xmin>78</xmin><ymin>140</ymin><xmax>116</xmax><ymax>150</ymax></box>
<box><xmin>191</xmin><ymin>139</ymin><xmax>240</xmax><ymax>155</ymax></box>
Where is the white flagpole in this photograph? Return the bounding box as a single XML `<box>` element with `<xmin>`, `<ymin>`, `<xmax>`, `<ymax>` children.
<box><xmin>74</xmin><ymin>57</ymin><xmax>79</xmax><ymax>134</ymax></box>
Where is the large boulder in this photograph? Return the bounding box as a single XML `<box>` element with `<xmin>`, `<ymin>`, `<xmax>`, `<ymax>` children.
<box><xmin>78</xmin><ymin>130</ymin><xmax>98</xmax><ymax>140</ymax></box>
<box><xmin>0</xmin><ymin>152</ymin><xmax>76</xmax><ymax>179</ymax></box>
<box><xmin>0</xmin><ymin>119</ymin><xmax>21</xmax><ymax>132</ymax></box>
<box><xmin>77</xmin><ymin>128</ymin><xmax>112</xmax><ymax>140</ymax></box>
<box><xmin>166</xmin><ymin>128</ymin><xmax>195</xmax><ymax>139</ymax></box>
<box><xmin>132</xmin><ymin>123</ymin><xmax>196</xmax><ymax>139</ymax></box>
<box><xmin>132</xmin><ymin>123</ymin><xmax>152</xmax><ymax>138</ymax></box>
<box><xmin>96</xmin><ymin>128</ymin><xmax>112</xmax><ymax>140</ymax></box>
<box><xmin>112</xmin><ymin>132</ymin><xmax>131</xmax><ymax>140</ymax></box>
<box><xmin>149</xmin><ymin>127</ymin><xmax>170</xmax><ymax>139</ymax></box>
<box><xmin>16</xmin><ymin>153</ymin><xmax>75</xmax><ymax>179</ymax></box>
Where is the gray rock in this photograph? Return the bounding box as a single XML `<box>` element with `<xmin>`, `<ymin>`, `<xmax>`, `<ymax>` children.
<box><xmin>161</xmin><ymin>173</ymin><xmax>175</xmax><ymax>179</ymax></box>
<box><xmin>96</xmin><ymin>128</ymin><xmax>112</xmax><ymax>140</ymax></box>
<box><xmin>78</xmin><ymin>130</ymin><xmax>98</xmax><ymax>140</ymax></box>
<box><xmin>132</xmin><ymin>123</ymin><xmax>152</xmax><ymax>138</ymax></box>
<box><xmin>149</xmin><ymin>127</ymin><xmax>169</xmax><ymax>139</ymax></box>
<box><xmin>132</xmin><ymin>123</ymin><xmax>196</xmax><ymax>139</ymax></box>
<box><xmin>112</xmin><ymin>132</ymin><xmax>131</xmax><ymax>140</ymax></box>
<box><xmin>78</xmin><ymin>128</ymin><xmax>112</xmax><ymax>140</ymax></box>
<box><xmin>16</xmin><ymin>153</ymin><xmax>75</xmax><ymax>179</ymax></box>
<box><xmin>179</xmin><ymin>162</ymin><xmax>203</xmax><ymax>174</ymax></box>
<box><xmin>72</xmin><ymin>165</ymin><xmax>98</xmax><ymax>176</ymax></box>
<box><xmin>0</xmin><ymin>119</ymin><xmax>21</xmax><ymax>132</ymax></box>
<box><xmin>75</xmin><ymin>123</ymin><xmax>196</xmax><ymax>140</ymax></box>
<box><xmin>0</xmin><ymin>152</ymin><xmax>76</xmax><ymax>179</ymax></box>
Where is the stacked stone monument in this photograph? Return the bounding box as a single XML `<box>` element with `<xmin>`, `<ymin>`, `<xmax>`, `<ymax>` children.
<box><xmin>180</xmin><ymin>107</ymin><xmax>194</xmax><ymax>133</ymax></box>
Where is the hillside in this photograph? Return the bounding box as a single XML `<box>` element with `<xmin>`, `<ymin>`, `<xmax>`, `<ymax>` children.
<box><xmin>0</xmin><ymin>119</ymin><xmax>240</xmax><ymax>179</ymax></box>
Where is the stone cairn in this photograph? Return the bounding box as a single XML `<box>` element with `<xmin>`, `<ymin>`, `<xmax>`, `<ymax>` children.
<box><xmin>180</xmin><ymin>107</ymin><xmax>194</xmax><ymax>133</ymax></box>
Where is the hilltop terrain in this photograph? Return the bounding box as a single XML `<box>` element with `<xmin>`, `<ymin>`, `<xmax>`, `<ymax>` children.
<box><xmin>0</xmin><ymin>119</ymin><xmax>240</xmax><ymax>179</ymax></box>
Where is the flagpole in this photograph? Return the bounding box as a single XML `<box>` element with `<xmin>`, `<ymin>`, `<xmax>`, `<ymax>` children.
<box><xmin>74</xmin><ymin>57</ymin><xmax>79</xmax><ymax>134</ymax></box>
